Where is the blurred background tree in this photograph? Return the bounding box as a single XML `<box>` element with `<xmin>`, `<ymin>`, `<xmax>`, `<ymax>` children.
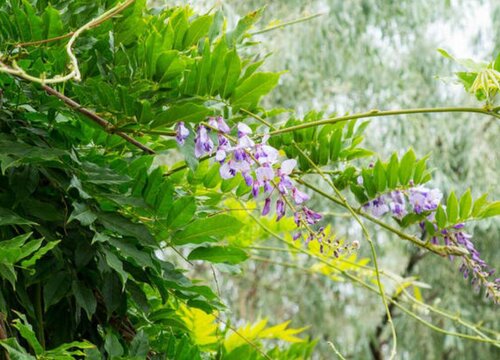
<box><xmin>171</xmin><ymin>0</ymin><xmax>500</xmax><ymax>358</ymax></box>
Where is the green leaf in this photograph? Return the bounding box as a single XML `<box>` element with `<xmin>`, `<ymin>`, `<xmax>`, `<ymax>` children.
<box><xmin>151</xmin><ymin>103</ymin><xmax>211</xmax><ymax>128</ymax></box>
<box><xmin>412</xmin><ymin>156</ymin><xmax>429</xmax><ymax>184</ymax></box>
<box><xmin>226</xmin><ymin>8</ymin><xmax>264</xmax><ymax>45</ymax></box>
<box><xmin>399</xmin><ymin>149</ymin><xmax>416</xmax><ymax>185</ymax></box>
<box><xmin>129</xmin><ymin>331</ymin><xmax>150</xmax><ymax>357</ymax></box>
<box><xmin>104</xmin><ymin>332</ymin><xmax>124</xmax><ymax>358</ymax></box>
<box><xmin>435</xmin><ymin>205</ymin><xmax>447</xmax><ymax>229</ymax></box>
<box><xmin>103</xmin><ymin>249</ymin><xmax>128</xmax><ymax>287</ymax></box>
<box><xmin>188</xmin><ymin>246</ymin><xmax>249</xmax><ymax>264</ymax></box>
<box><xmin>446</xmin><ymin>192</ymin><xmax>459</xmax><ymax>224</ymax></box>
<box><xmin>72</xmin><ymin>281</ymin><xmax>97</xmax><ymax>320</ymax></box>
<box><xmin>0</xmin><ymin>207</ymin><xmax>36</xmax><ymax>226</ymax></box>
<box><xmin>386</xmin><ymin>154</ymin><xmax>399</xmax><ymax>188</ymax></box>
<box><xmin>167</xmin><ymin>197</ymin><xmax>196</xmax><ymax>228</ymax></box>
<box><xmin>220</xmin><ymin>49</ymin><xmax>241</xmax><ymax>98</ymax></box>
<box><xmin>21</xmin><ymin>240</ymin><xmax>60</xmax><ymax>268</ymax></box>
<box><xmin>12</xmin><ymin>313</ymin><xmax>43</xmax><ymax>356</ymax></box>
<box><xmin>184</xmin><ymin>14</ymin><xmax>213</xmax><ymax>47</ymax></box>
<box><xmin>230</xmin><ymin>72</ymin><xmax>280</xmax><ymax>110</ymax></box>
<box><xmin>0</xmin><ymin>338</ymin><xmax>36</xmax><ymax>359</ymax></box>
<box><xmin>361</xmin><ymin>169</ymin><xmax>376</xmax><ymax>198</ymax></box>
<box><xmin>481</xmin><ymin>201</ymin><xmax>500</xmax><ymax>218</ymax></box>
<box><xmin>68</xmin><ymin>203</ymin><xmax>97</xmax><ymax>226</ymax></box>
<box><xmin>44</xmin><ymin>272</ymin><xmax>71</xmax><ymax>311</ymax></box>
<box><xmin>459</xmin><ymin>189</ymin><xmax>472</xmax><ymax>219</ymax></box>
<box><xmin>172</xmin><ymin>215</ymin><xmax>243</xmax><ymax>245</ymax></box>
<box><xmin>42</xmin><ymin>6</ymin><xmax>63</xmax><ymax>39</ymax></box>
<box><xmin>472</xmin><ymin>193</ymin><xmax>489</xmax><ymax>217</ymax></box>
<box><xmin>373</xmin><ymin>160</ymin><xmax>386</xmax><ymax>193</ymax></box>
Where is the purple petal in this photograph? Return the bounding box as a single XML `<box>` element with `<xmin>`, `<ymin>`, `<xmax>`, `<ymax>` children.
<box><xmin>217</xmin><ymin>116</ymin><xmax>231</xmax><ymax>133</ymax></box>
<box><xmin>176</xmin><ymin>122</ymin><xmax>189</xmax><ymax>145</ymax></box>
<box><xmin>262</xmin><ymin>197</ymin><xmax>271</xmax><ymax>216</ymax></box>
<box><xmin>276</xmin><ymin>199</ymin><xmax>286</xmax><ymax>221</ymax></box>
<box><xmin>292</xmin><ymin>188</ymin><xmax>310</xmax><ymax>205</ymax></box>
<box><xmin>237</xmin><ymin>123</ymin><xmax>252</xmax><ymax>137</ymax></box>
<box><xmin>280</xmin><ymin>159</ymin><xmax>297</xmax><ymax>176</ymax></box>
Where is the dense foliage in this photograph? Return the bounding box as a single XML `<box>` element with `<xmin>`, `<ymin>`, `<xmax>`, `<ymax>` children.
<box><xmin>0</xmin><ymin>0</ymin><xmax>498</xmax><ymax>359</ymax></box>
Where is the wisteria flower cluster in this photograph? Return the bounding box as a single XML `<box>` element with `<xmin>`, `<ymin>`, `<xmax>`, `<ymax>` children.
<box><xmin>176</xmin><ymin>117</ymin><xmax>324</xmax><ymax>244</ymax></box>
<box><xmin>362</xmin><ymin>184</ymin><xmax>499</xmax><ymax>301</ymax></box>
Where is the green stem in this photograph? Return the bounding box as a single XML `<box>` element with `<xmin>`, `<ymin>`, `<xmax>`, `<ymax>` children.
<box><xmin>269</xmin><ymin>107</ymin><xmax>500</xmax><ymax>136</ymax></box>
<box><xmin>250</xmin><ymin>12</ymin><xmax>325</xmax><ymax>36</ymax></box>
<box><xmin>35</xmin><ymin>283</ymin><xmax>45</xmax><ymax>349</ymax></box>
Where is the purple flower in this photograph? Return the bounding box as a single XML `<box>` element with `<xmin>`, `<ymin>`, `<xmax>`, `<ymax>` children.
<box><xmin>408</xmin><ymin>186</ymin><xmax>442</xmax><ymax>214</ymax></box>
<box><xmin>218</xmin><ymin>134</ymin><xmax>230</xmax><ymax>149</ymax></box>
<box><xmin>219</xmin><ymin>162</ymin><xmax>236</xmax><ymax>179</ymax></box>
<box><xmin>293</xmin><ymin>232</ymin><xmax>302</xmax><ymax>241</ymax></box>
<box><xmin>277</xmin><ymin>175</ymin><xmax>294</xmax><ymax>194</ymax></box>
<box><xmin>215</xmin><ymin>149</ymin><xmax>226</xmax><ymax>162</ymax></box>
<box><xmin>243</xmin><ymin>172</ymin><xmax>253</xmax><ymax>186</ymax></box>
<box><xmin>276</xmin><ymin>199</ymin><xmax>286</xmax><ymax>221</ymax></box>
<box><xmin>255</xmin><ymin>166</ymin><xmax>275</xmax><ymax>183</ymax></box>
<box><xmin>294</xmin><ymin>211</ymin><xmax>301</xmax><ymax>226</ymax></box>
<box><xmin>364</xmin><ymin>197</ymin><xmax>389</xmax><ymax>218</ymax></box>
<box><xmin>255</xmin><ymin>145</ymin><xmax>279</xmax><ymax>165</ymax></box>
<box><xmin>233</xmin><ymin>148</ymin><xmax>248</xmax><ymax>161</ymax></box>
<box><xmin>252</xmin><ymin>183</ymin><xmax>260</xmax><ymax>198</ymax></box>
<box><xmin>279</xmin><ymin>159</ymin><xmax>296</xmax><ymax>176</ymax></box>
<box><xmin>217</xmin><ymin>116</ymin><xmax>231</xmax><ymax>133</ymax></box>
<box><xmin>176</xmin><ymin>122</ymin><xmax>190</xmax><ymax>145</ymax></box>
<box><xmin>238</xmin><ymin>135</ymin><xmax>255</xmax><ymax>148</ymax></box>
<box><xmin>387</xmin><ymin>191</ymin><xmax>407</xmax><ymax>219</ymax></box>
<box><xmin>237</xmin><ymin>123</ymin><xmax>252</xmax><ymax>138</ymax></box>
<box><xmin>262</xmin><ymin>197</ymin><xmax>271</xmax><ymax>215</ymax></box>
<box><xmin>303</xmin><ymin>206</ymin><xmax>322</xmax><ymax>224</ymax></box>
<box><xmin>292</xmin><ymin>188</ymin><xmax>310</xmax><ymax>205</ymax></box>
<box><xmin>208</xmin><ymin>117</ymin><xmax>218</xmax><ymax>129</ymax></box>
<box><xmin>194</xmin><ymin>125</ymin><xmax>214</xmax><ymax>158</ymax></box>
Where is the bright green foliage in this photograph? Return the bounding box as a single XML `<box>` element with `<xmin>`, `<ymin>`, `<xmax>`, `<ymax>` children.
<box><xmin>0</xmin><ymin>0</ymin><xmax>499</xmax><ymax>359</ymax></box>
<box><xmin>0</xmin><ymin>1</ymin><xmax>313</xmax><ymax>358</ymax></box>
<box><xmin>349</xmin><ymin>149</ymin><xmax>431</xmax><ymax>204</ymax></box>
<box><xmin>269</xmin><ymin>114</ymin><xmax>373</xmax><ymax>171</ymax></box>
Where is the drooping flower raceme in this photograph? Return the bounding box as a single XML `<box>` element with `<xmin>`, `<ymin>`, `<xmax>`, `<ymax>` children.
<box><xmin>362</xmin><ymin>185</ymin><xmax>498</xmax><ymax>301</ymax></box>
<box><xmin>175</xmin><ymin>117</ymin><xmax>324</xmax><ymax>244</ymax></box>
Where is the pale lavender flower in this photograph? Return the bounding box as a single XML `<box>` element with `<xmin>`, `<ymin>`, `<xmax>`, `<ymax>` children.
<box><xmin>292</xmin><ymin>188</ymin><xmax>310</xmax><ymax>205</ymax></box>
<box><xmin>364</xmin><ymin>197</ymin><xmax>389</xmax><ymax>217</ymax></box>
<box><xmin>194</xmin><ymin>125</ymin><xmax>214</xmax><ymax>158</ymax></box>
<box><xmin>219</xmin><ymin>162</ymin><xmax>236</xmax><ymax>179</ymax></box>
<box><xmin>387</xmin><ymin>191</ymin><xmax>407</xmax><ymax>219</ymax></box>
<box><xmin>217</xmin><ymin>116</ymin><xmax>231</xmax><ymax>133</ymax></box>
<box><xmin>237</xmin><ymin>123</ymin><xmax>252</xmax><ymax>138</ymax></box>
<box><xmin>176</xmin><ymin>122</ymin><xmax>189</xmax><ymax>145</ymax></box>
<box><xmin>408</xmin><ymin>186</ymin><xmax>442</xmax><ymax>214</ymax></box>
<box><xmin>215</xmin><ymin>149</ymin><xmax>226</xmax><ymax>162</ymax></box>
<box><xmin>255</xmin><ymin>166</ymin><xmax>274</xmax><ymax>183</ymax></box>
<box><xmin>279</xmin><ymin>159</ymin><xmax>296</xmax><ymax>176</ymax></box>
<box><xmin>208</xmin><ymin>117</ymin><xmax>218</xmax><ymax>129</ymax></box>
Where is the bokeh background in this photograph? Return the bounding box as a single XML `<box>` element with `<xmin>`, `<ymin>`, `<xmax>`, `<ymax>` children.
<box><xmin>169</xmin><ymin>1</ymin><xmax>500</xmax><ymax>358</ymax></box>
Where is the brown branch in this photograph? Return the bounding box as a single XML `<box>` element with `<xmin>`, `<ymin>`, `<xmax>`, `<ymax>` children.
<box><xmin>0</xmin><ymin>313</ymin><xmax>11</xmax><ymax>360</ymax></box>
<box><xmin>41</xmin><ymin>85</ymin><xmax>155</xmax><ymax>154</ymax></box>
<box><xmin>16</xmin><ymin>33</ymin><xmax>74</xmax><ymax>48</ymax></box>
